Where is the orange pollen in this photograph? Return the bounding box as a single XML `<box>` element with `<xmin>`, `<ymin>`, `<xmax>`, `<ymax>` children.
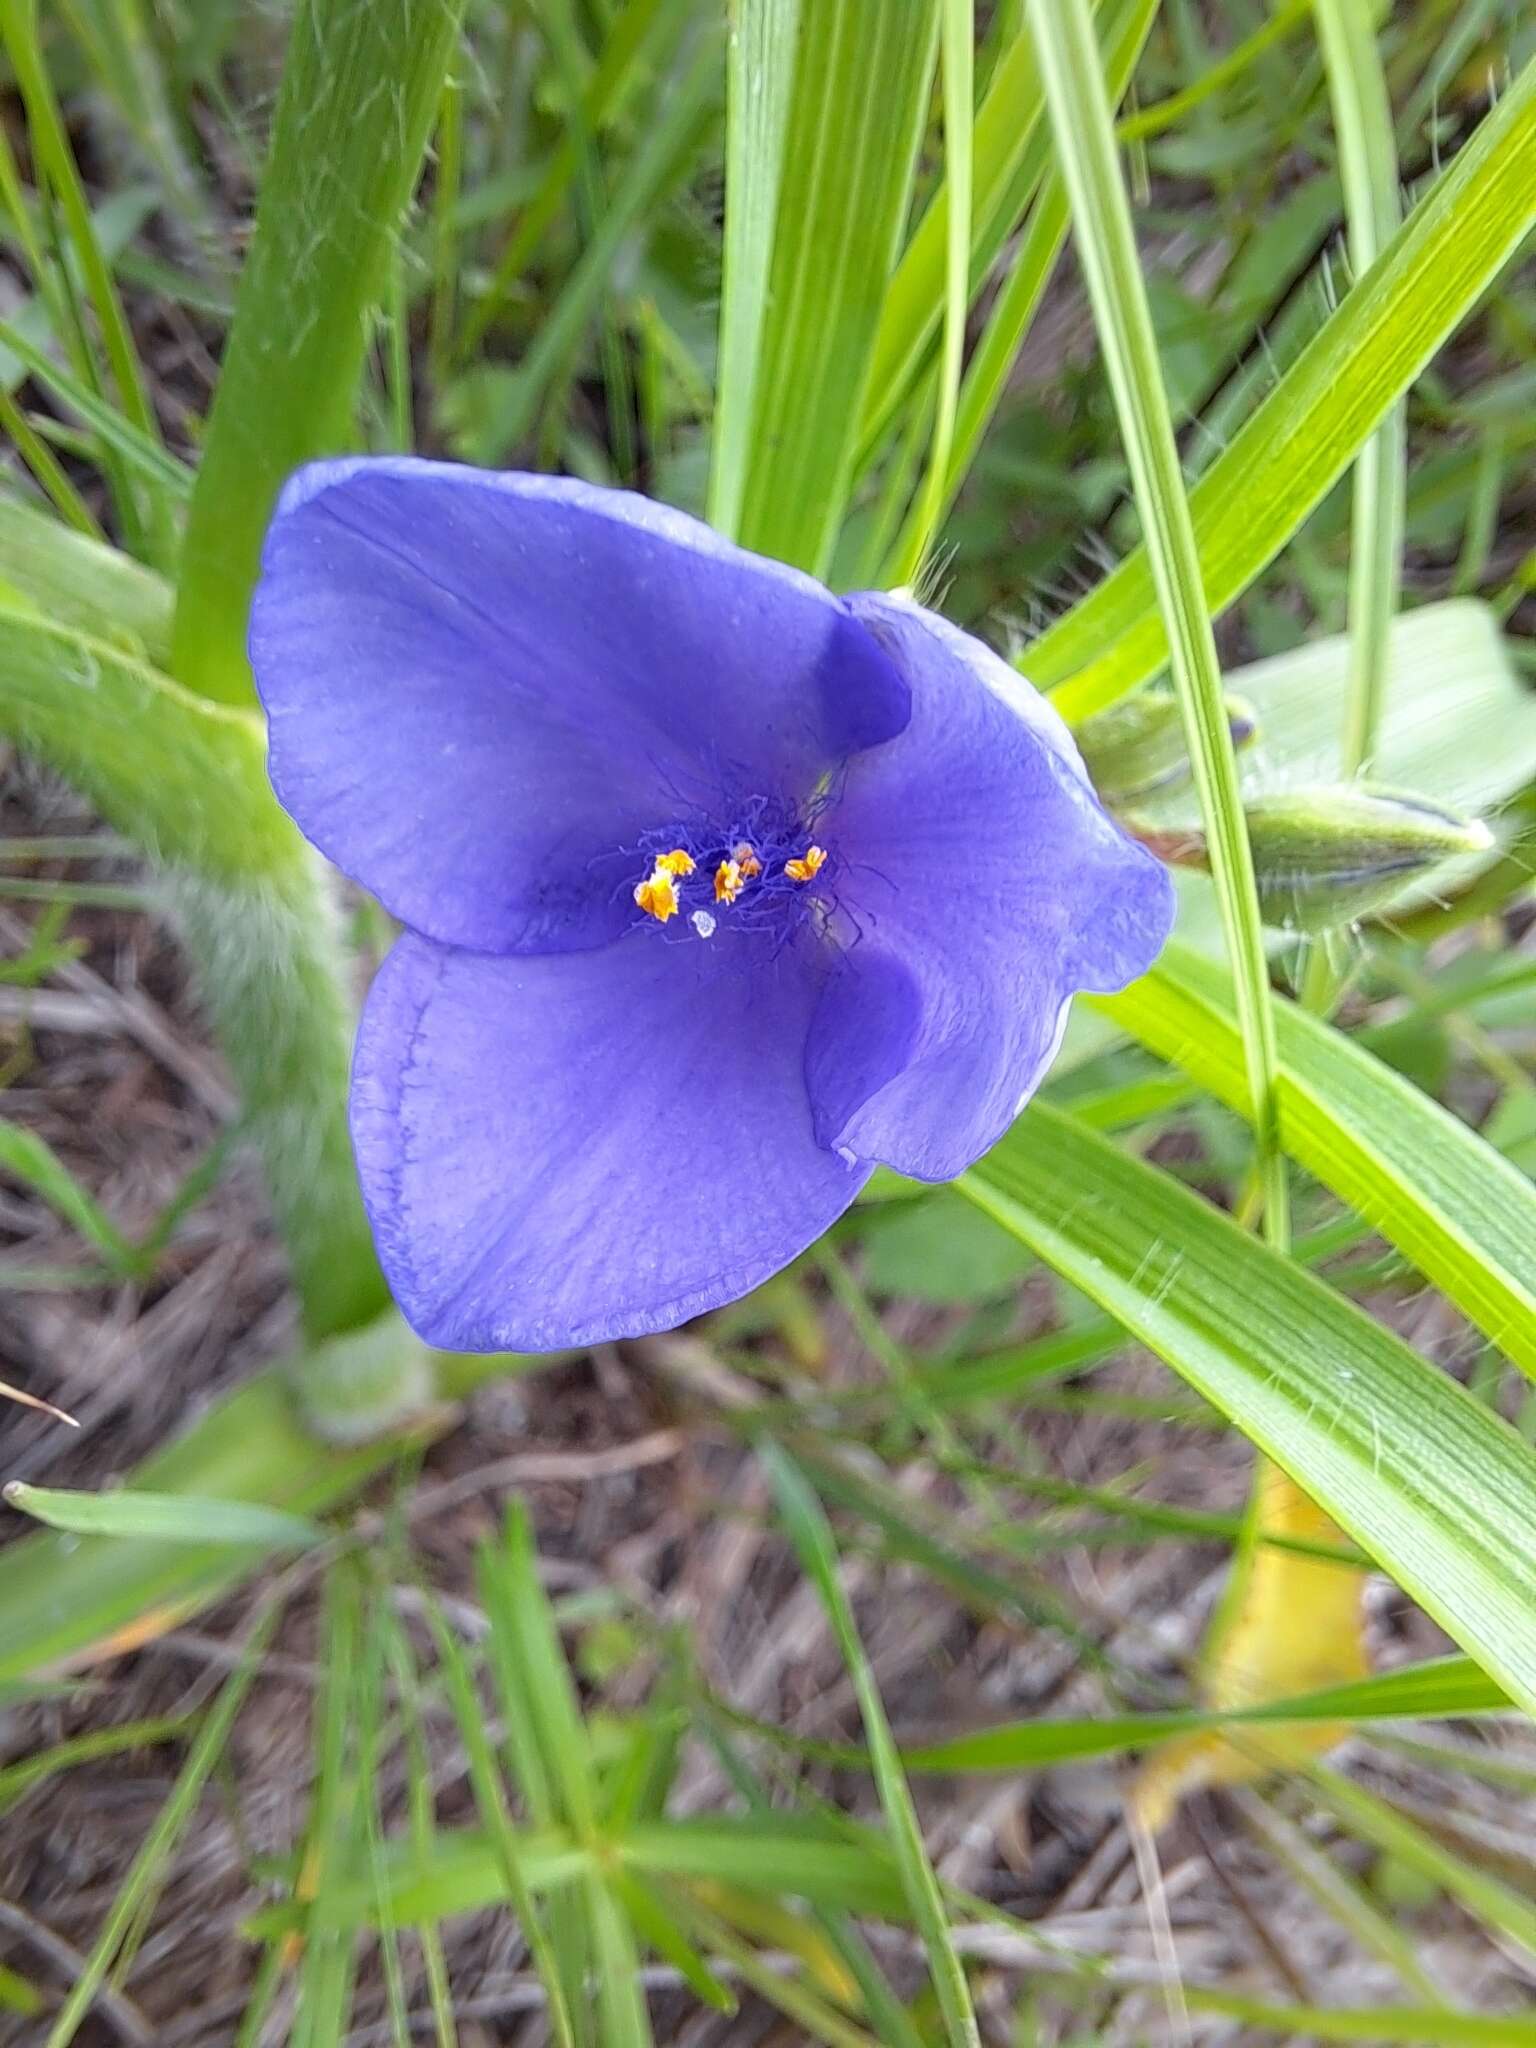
<box><xmin>784</xmin><ymin>844</ymin><xmax>827</xmax><ymax>884</ymax></box>
<box><xmin>714</xmin><ymin>859</ymin><xmax>746</xmax><ymax>904</ymax></box>
<box><xmin>731</xmin><ymin>842</ymin><xmax>762</xmax><ymax>878</ymax></box>
<box><xmin>654</xmin><ymin>848</ymin><xmax>695</xmax><ymax>878</ymax></box>
<box><xmin>633</xmin><ymin>867</ymin><xmax>681</xmax><ymax>922</ymax></box>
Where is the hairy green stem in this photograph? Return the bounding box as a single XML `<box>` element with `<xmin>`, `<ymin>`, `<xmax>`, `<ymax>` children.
<box><xmin>172</xmin><ymin>0</ymin><xmax>468</xmax><ymax>704</ymax></box>
<box><xmin>0</xmin><ymin>607</ymin><xmax>388</xmax><ymax>1340</ymax></box>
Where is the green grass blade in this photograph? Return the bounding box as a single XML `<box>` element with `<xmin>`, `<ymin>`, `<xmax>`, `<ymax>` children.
<box><xmin>529</xmin><ymin>0</ymin><xmax>636</xmax><ymax>483</ymax></box>
<box><xmin>0</xmin><ymin>1717</ymin><xmax>190</xmax><ymax>1821</ymax></box>
<box><xmin>475</xmin><ymin>1508</ymin><xmax>605</xmax><ymax>2028</ymax></box>
<box><xmin>1025</xmin><ymin>0</ymin><xmax>1287</xmax><ymax>1243</ymax></box>
<box><xmin>0</xmin><ymin>606</ymin><xmax>386</xmax><ymax>1335</ymax></box>
<box><xmin>930</xmin><ymin>1457</ymin><xmax>1358</xmax><ymax>1559</ymax></box>
<box><xmin>1313</xmin><ymin>0</ymin><xmax>1405</xmax><ymax>777</ymax></box>
<box><xmin>883</xmin><ymin>0</ymin><xmax>1156</xmax><ymax>570</ymax></box>
<box><xmin>762</xmin><ymin>1443</ymin><xmax>981</xmax><ymax>2048</ymax></box>
<box><xmin>959</xmin><ymin>1101</ymin><xmax>1536</xmax><ymax>1716</ymax></box>
<box><xmin>454</xmin><ymin>0</ymin><xmax>692</xmax><ymax>362</ymax></box>
<box><xmin>788</xmin><ymin>1439</ymin><xmax>1102</xmax><ymax>1650</ymax></box>
<box><xmin>0</xmin><ymin>495</ymin><xmax>171</xmax><ymax>657</ymax></box>
<box><xmin>378</xmin><ymin>1612</ymin><xmax>461</xmax><ymax>2048</ymax></box>
<box><xmin>1305</xmin><ymin>1760</ymin><xmax>1536</xmax><ymax>1964</ymax></box>
<box><xmin>2</xmin><ymin>1482</ymin><xmax>322</xmax><ymax>1548</ymax></box>
<box><xmin>735</xmin><ymin>0</ymin><xmax>938</xmax><ymax>574</ymax></box>
<box><xmin>0</xmin><ymin>392</ymin><xmax>103</xmax><ymax>538</ymax></box>
<box><xmin>418</xmin><ymin>1589</ymin><xmax>580</xmax><ymax>2048</ymax></box>
<box><xmin>172</xmin><ymin>0</ymin><xmax>468</xmax><ymax>706</ymax></box>
<box><xmin>1115</xmin><ymin>0</ymin><xmax>1311</xmax><ymax>143</ymax></box>
<box><xmin>1026</xmin><ymin>52</ymin><xmax>1536</xmax><ymax>718</ymax></box>
<box><xmin>256</xmin><ymin>1814</ymin><xmax>919</xmax><ymax>1934</ymax></box>
<box><xmin>0</xmin><ymin>118</ymin><xmax>79</xmax><ymax>380</ymax></box>
<box><xmin>858</xmin><ymin>0</ymin><xmax>1129</xmax><ymax>462</ymax></box>
<box><xmin>52</xmin><ymin>0</ymin><xmax>213</xmax><ymax>232</ymax></box>
<box><xmin>1177</xmin><ymin>1997</ymin><xmax>1536</xmax><ymax>2045</ymax></box>
<box><xmin>0</xmin><ymin>1117</ymin><xmax>138</xmax><ymax>1274</ymax></box>
<box><xmin>470</xmin><ymin>33</ymin><xmax>719</xmax><ymax>464</ymax></box>
<box><xmin>886</xmin><ymin>0</ymin><xmax>973</xmax><ymax>586</ymax></box>
<box><xmin>1</xmin><ymin>0</ymin><xmax>170</xmax><ymax>560</ymax></box>
<box><xmin>895</xmin><ymin>1657</ymin><xmax>1507</xmax><ymax>1773</ymax></box>
<box><xmin>427</xmin><ymin>69</ymin><xmax>462</xmax><ymax>389</ymax></box>
<box><xmin>0</xmin><ymin>312</ymin><xmax>194</xmax><ymax>499</ymax></box>
<box><xmin>1238</xmin><ymin>1788</ymin><xmax>1446</xmax><ymax>2005</ymax></box>
<box><xmin>39</xmin><ymin>1604</ymin><xmax>277</xmax><ymax>2048</ymax></box>
<box><xmin>483</xmin><ymin>1502</ymin><xmax>600</xmax><ymax>1837</ymax></box>
<box><xmin>1098</xmin><ymin>940</ymin><xmax>1536</xmax><ymax>1381</ymax></box>
<box><xmin>0</xmin><ymin>1348</ymin><xmax>453</xmax><ymax>1685</ymax></box>
<box><xmin>664</xmin><ymin>1888</ymin><xmax>885</xmax><ymax>2048</ymax></box>
<box><xmin>858</xmin><ymin>4</ymin><xmax>1042</xmax><ymax>463</ymax></box>
<box><xmin>684</xmin><ymin>1731</ymin><xmax>920</xmax><ymax>2042</ymax></box>
<box><xmin>293</xmin><ymin>1564</ymin><xmax>365</xmax><ymax>2047</ymax></box>
<box><xmin>609</xmin><ymin>1872</ymin><xmax>735</xmax><ymax>2014</ymax></box>
<box><xmin>708</xmin><ymin>0</ymin><xmax>803</xmax><ymax>538</ymax></box>
<box><xmin>588</xmin><ymin>1876</ymin><xmax>654</xmax><ymax>2048</ymax></box>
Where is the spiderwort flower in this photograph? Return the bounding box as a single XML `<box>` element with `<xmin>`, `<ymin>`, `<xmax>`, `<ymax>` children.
<box><xmin>249</xmin><ymin>460</ymin><xmax>1173</xmax><ymax>1351</ymax></box>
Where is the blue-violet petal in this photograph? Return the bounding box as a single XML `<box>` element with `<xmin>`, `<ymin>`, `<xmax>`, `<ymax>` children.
<box><xmin>806</xmin><ymin>592</ymin><xmax>1175</xmax><ymax>1181</ymax></box>
<box><xmin>250</xmin><ymin>458</ymin><xmax>910</xmax><ymax>955</ymax></box>
<box><xmin>350</xmin><ymin>925</ymin><xmax>869</xmax><ymax>1350</ymax></box>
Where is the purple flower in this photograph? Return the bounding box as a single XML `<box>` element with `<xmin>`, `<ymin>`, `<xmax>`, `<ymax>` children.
<box><xmin>249</xmin><ymin>459</ymin><xmax>1173</xmax><ymax>1351</ymax></box>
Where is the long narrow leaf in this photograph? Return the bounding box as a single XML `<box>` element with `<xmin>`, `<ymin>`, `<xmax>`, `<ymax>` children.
<box><xmin>764</xmin><ymin>1444</ymin><xmax>981</xmax><ymax>2047</ymax></box>
<box><xmin>2</xmin><ymin>1483</ymin><xmax>322</xmax><ymax>1549</ymax></box>
<box><xmin>708</xmin><ymin>0</ymin><xmax>802</xmax><ymax>538</ymax></box>
<box><xmin>959</xmin><ymin>1102</ymin><xmax>1536</xmax><ymax>1715</ymax></box>
<box><xmin>1025</xmin><ymin>0</ymin><xmax>1288</xmax><ymax>1247</ymax></box>
<box><xmin>1026</xmin><ymin>54</ymin><xmax>1536</xmax><ymax>717</ymax></box>
<box><xmin>172</xmin><ymin>0</ymin><xmax>467</xmax><ymax>705</ymax></box>
<box><xmin>1313</xmin><ymin>0</ymin><xmax>1404</xmax><ymax>775</ymax></box>
<box><xmin>899</xmin><ymin>1655</ymin><xmax>1507</xmax><ymax>1773</ymax></box>
<box><xmin>1098</xmin><ymin>941</ymin><xmax>1536</xmax><ymax>1380</ymax></box>
<box><xmin>735</xmin><ymin>0</ymin><xmax>938</xmax><ymax>574</ymax></box>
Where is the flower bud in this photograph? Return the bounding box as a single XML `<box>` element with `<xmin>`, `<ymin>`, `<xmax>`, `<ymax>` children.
<box><xmin>1143</xmin><ymin>786</ymin><xmax>1494</xmax><ymax>933</ymax></box>
<box><xmin>1246</xmin><ymin>787</ymin><xmax>1494</xmax><ymax>932</ymax></box>
<box><xmin>1078</xmin><ymin>690</ymin><xmax>1255</xmax><ymax>804</ymax></box>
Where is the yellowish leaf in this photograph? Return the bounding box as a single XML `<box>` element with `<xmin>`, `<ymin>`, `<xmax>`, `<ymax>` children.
<box><xmin>1133</xmin><ymin>1462</ymin><xmax>1369</xmax><ymax>1830</ymax></box>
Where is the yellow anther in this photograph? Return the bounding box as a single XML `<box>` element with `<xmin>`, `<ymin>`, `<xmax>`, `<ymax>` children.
<box><xmin>634</xmin><ymin>848</ymin><xmax>695</xmax><ymax>922</ymax></box>
<box><xmin>731</xmin><ymin>842</ymin><xmax>762</xmax><ymax>879</ymax></box>
<box><xmin>633</xmin><ymin>866</ymin><xmax>681</xmax><ymax>922</ymax></box>
<box><xmin>714</xmin><ymin>859</ymin><xmax>745</xmax><ymax>904</ymax></box>
<box><xmin>785</xmin><ymin>844</ymin><xmax>827</xmax><ymax>884</ymax></box>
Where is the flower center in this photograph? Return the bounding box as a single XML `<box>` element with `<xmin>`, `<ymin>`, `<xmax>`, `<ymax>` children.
<box><xmin>626</xmin><ymin>808</ymin><xmax>831</xmax><ymax>939</ymax></box>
